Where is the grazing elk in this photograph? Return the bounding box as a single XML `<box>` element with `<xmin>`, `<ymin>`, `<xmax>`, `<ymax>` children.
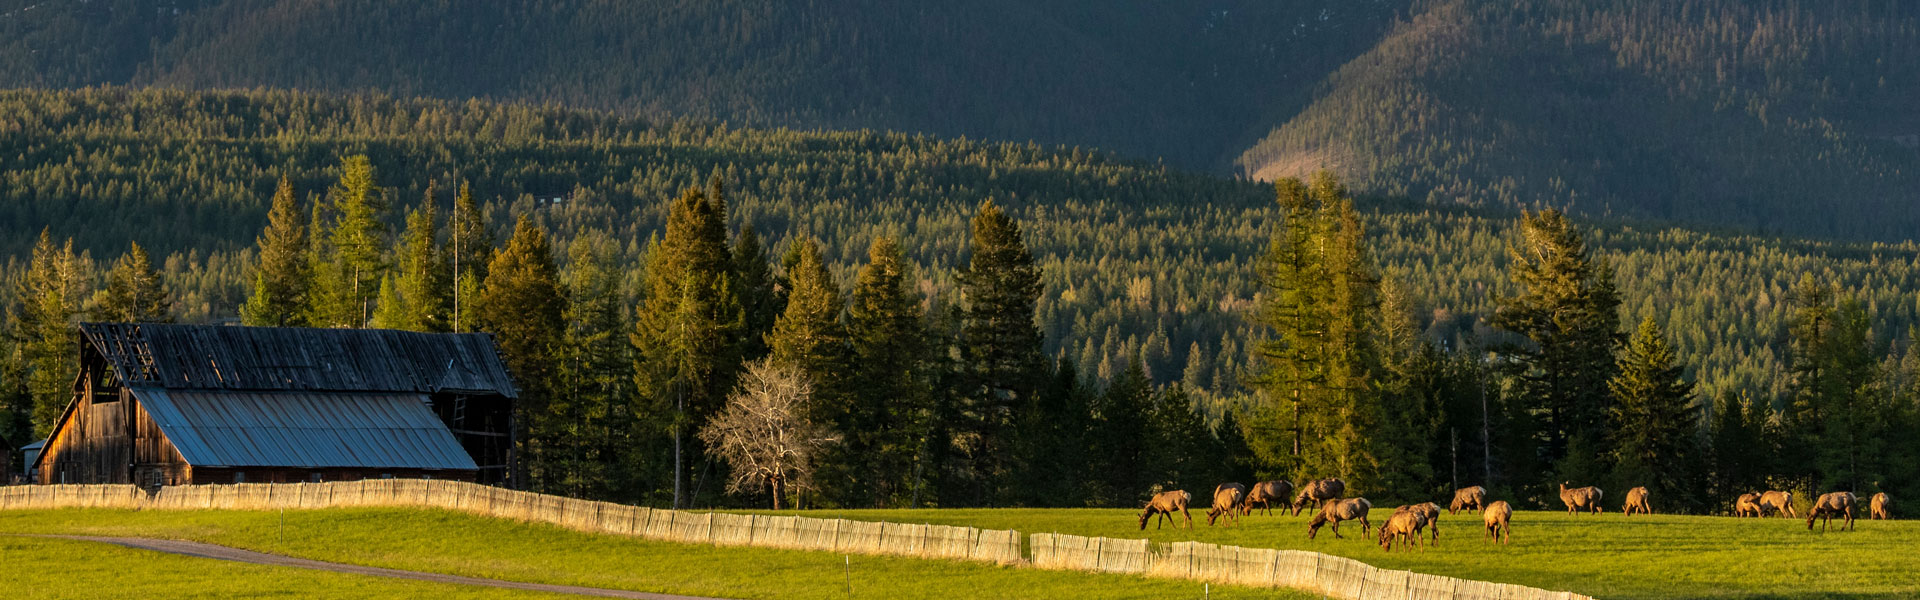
<box><xmin>1559</xmin><ymin>482</ymin><xmax>1604</xmax><ymax>515</ymax></box>
<box><xmin>1140</xmin><ymin>490</ymin><xmax>1194</xmax><ymax>530</ymax></box>
<box><xmin>1871</xmin><ymin>492</ymin><xmax>1892</xmax><ymax>520</ymax></box>
<box><xmin>1242</xmin><ymin>480</ymin><xmax>1295</xmax><ymax>516</ymax></box>
<box><xmin>1483</xmin><ymin>501</ymin><xmax>1512</xmax><ymax>544</ymax></box>
<box><xmin>1291</xmin><ymin>478</ymin><xmax>1347</xmax><ymax>516</ymax></box>
<box><xmin>1208</xmin><ymin>483</ymin><xmax>1247</xmax><ymax>527</ymax></box>
<box><xmin>1734</xmin><ymin>493</ymin><xmax>1763</xmax><ymax>518</ymax></box>
<box><xmin>1623</xmin><ymin>486</ymin><xmax>1652</xmax><ymax>516</ymax></box>
<box><xmin>1379</xmin><ymin>509</ymin><xmax>1427</xmax><ymax>552</ymax></box>
<box><xmin>1448</xmin><ymin>486</ymin><xmax>1487</xmax><ymax>515</ymax></box>
<box><xmin>1759</xmin><ymin>490</ymin><xmax>1796</xmax><ymax>518</ymax></box>
<box><xmin>1394</xmin><ymin>502</ymin><xmax>1443</xmax><ymax>546</ymax></box>
<box><xmin>1307</xmin><ymin>497</ymin><xmax>1372</xmax><ymax>539</ymax></box>
<box><xmin>1807</xmin><ymin>492</ymin><xmax>1856</xmax><ymax>532</ymax></box>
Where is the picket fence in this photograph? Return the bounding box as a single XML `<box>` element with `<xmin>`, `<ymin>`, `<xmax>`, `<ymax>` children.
<box><xmin>1</xmin><ymin>482</ymin><xmax>1590</xmax><ymax>599</ymax></box>
<box><xmin>1030</xmin><ymin>533</ymin><xmax>1592</xmax><ymax>600</ymax></box>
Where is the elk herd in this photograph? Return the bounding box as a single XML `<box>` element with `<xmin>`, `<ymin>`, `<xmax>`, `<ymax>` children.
<box><xmin>1137</xmin><ymin>479</ymin><xmax>1895</xmax><ymax>552</ymax></box>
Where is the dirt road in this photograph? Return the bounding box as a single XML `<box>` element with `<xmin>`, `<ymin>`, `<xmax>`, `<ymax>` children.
<box><xmin>37</xmin><ymin>535</ymin><xmax>730</xmax><ymax>599</ymax></box>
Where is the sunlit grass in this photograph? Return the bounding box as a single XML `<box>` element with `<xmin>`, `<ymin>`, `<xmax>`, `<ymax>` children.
<box><xmin>0</xmin><ymin>508</ymin><xmax>1308</xmax><ymax>600</ymax></box>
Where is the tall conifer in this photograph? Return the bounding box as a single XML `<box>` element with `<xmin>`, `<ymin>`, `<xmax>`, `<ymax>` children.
<box><xmin>241</xmin><ymin>177</ymin><xmax>310</xmax><ymax>327</ymax></box>
<box><xmin>97</xmin><ymin>242</ymin><xmax>171</xmax><ymax>323</ymax></box>
<box><xmin>956</xmin><ymin>199</ymin><xmax>1045</xmax><ymax>502</ymax></box>
<box><xmin>478</xmin><ymin>216</ymin><xmax>566</xmax><ymax>490</ymax></box>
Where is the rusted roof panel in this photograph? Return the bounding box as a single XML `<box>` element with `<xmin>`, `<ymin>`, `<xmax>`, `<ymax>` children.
<box><xmin>133</xmin><ymin>387</ymin><xmax>478</xmax><ymax>471</ymax></box>
<box><xmin>80</xmin><ymin>323</ymin><xmax>517</xmax><ymax>398</ymax></box>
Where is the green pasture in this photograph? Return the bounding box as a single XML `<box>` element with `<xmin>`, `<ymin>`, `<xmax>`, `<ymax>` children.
<box><xmin>0</xmin><ymin>508</ymin><xmax>1302</xmax><ymax>600</ymax></box>
<box><xmin>760</xmin><ymin>507</ymin><xmax>1910</xmax><ymax>599</ymax></box>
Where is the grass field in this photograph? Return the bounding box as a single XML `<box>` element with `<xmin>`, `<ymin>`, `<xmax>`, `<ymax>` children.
<box><xmin>755</xmin><ymin>507</ymin><xmax>1913</xmax><ymax>599</ymax></box>
<box><xmin>0</xmin><ymin>508</ymin><xmax>1307</xmax><ymax>600</ymax></box>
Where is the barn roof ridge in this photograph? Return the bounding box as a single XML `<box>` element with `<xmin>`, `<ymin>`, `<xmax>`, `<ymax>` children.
<box><xmin>78</xmin><ymin>322</ymin><xmax>519</xmax><ymax>398</ymax></box>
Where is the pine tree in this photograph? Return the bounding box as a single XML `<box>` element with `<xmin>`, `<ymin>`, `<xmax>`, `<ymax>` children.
<box><xmin>956</xmin><ymin>199</ymin><xmax>1046</xmax><ymax>503</ymax></box>
<box><xmin>766</xmin><ymin>237</ymin><xmax>853</xmax><ymax>502</ymax></box>
<box><xmin>309</xmin><ymin>155</ymin><xmax>388</xmax><ymax>327</ymax></box>
<box><xmin>1608</xmin><ymin>317</ymin><xmax>1699</xmax><ymax>512</ymax></box>
<box><xmin>847</xmin><ymin>236</ymin><xmax>932</xmax><ymax>507</ymax></box>
<box><xmin>1010</xmin><ymin>357</ymin><xmax>1091</xmax><ymax>507</ymax></box>
<box><xmin>393</xmin><ymin>188</ymin><xmax>452</xmax><ymax>331</ymax></box>
<box><xmin>1492</xmin><ymin>208</ymin><xmax>1622</xmax><ymax>492</ymax></box>
<box><xmin>631</xmin><ymin>186</ymin><xmax>741</xmax><ymax>508</ymax></box>
<box><xmin>241</xmin><ymin>176</ymin><xmax>310</xmax><ymax>327</ymax></box>
<box><xmin>557</xmin><ymin>228</ymin><xmax>630</xmax><ymax>500</ymax></box>
<box><xmin>1093</xmin><ymin>358</ymin><xmax>1155</xmax><ymax>505</ymax></box>
<box><xmin>97</xmin><ymin>241</ymin><xmax>172</xmax><ymax>323</ymax></box>
<box><xmin>733</xmin><ymin>225</ymin><xmax>780</xmax><ymax>360</ymax></box>
<box><xmin>14</xmin><ymin>231</ymin><xmax>89</xmax><ymax>436</ymax></box>
<box><xmin>478</xmin><ymin>216</ymin><xmax>566</xmax><ymax>490</ymax></box>
<box><xmin>448</xmin><ymin>180</ymin><xmax>493</xmax><ymax>332</ymax></box>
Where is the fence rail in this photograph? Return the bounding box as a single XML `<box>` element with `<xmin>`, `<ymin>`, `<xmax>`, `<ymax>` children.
<box><xmin>0</xmin><ymin>483</ymin><xmax>1587</xmax><ymax>599</ymax></box>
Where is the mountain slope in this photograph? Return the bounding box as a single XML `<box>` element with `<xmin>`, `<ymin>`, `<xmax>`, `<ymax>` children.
<box><xmin>1239</xmin><ymin>0</ymin><xmax>1920</xmax><ymax>240</ymax></box>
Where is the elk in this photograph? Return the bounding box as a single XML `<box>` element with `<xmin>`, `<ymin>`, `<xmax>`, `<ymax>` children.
<box><xmin>1759</xmin><ymin>490</ymin><xmax>1796</xmax><ymax>518</ymax></box>
<box><xmin>1623</xmin><ymin>486</ymin><xmax>1652</xmax><ymax>516</ymax></box>
<box><xmin>1806</xmin><ymin>491</ymin><xmax>1856</xmax><ymax>532</ymax></box>
<box><xmin>1208</xmin><ymin>483</ymin><xmax>1247</xmax><ymax>527</ymax></box>
<box><xmin>1448</xmin><ymin>486</ymin><xmax>1487</xmax><ymax>515</ymax></box>
<box><xmin>1307</xmin><ymin>497</ymin><xmax>1372</xmax><ymax>539</ymax></box>
<box><xmin>1734</xmin><ymin>493</ymin><xmax>1763</xmax><ymax>518</ymax></box>
<box><xmin>1393</xmin><ymin>502</ymin><xmax>1442</xmax><ymax>546</ymax></box>
<box><xmin>1871</xmin><ymin>492</ymin><xmax>1892</xmax><ymax>520</ymax></box>
<box><xmin>1291</xmin><ymin>478</ymin><xmax>1346</xmax><ymax>516</ymax></box>
<box><xmin>1483</xmin><ymin>501</ymin><xmax>1512</xmax><ymax>544</ymax></box>
<box><xmin>1559</xmin><ymin>482</ymin><xmax>1603</xmax><ymax>515</ymax></box>
<box><xmin>1242</xmin><ymin>480</ymin><xmax>1295</xmax><ymax>516</ymax></box>
<box><xmin>1140</xmin><ymin>490</ymin><xmax>1194</xmax><ymax>530</ymax></box>
<box><xmin>1378</xmin><ymin>509</ymin><xmax>1427</xmax><ymax>552</ymax></box>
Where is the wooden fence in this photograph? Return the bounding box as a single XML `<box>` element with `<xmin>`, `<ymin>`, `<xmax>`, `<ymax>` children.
<box><xmin>1031</xmin><ymin>533</ymin><xmax>1592</xmax><ymax>600</ymax></box>
<box><xmin>0</xmin><ymin>481</ymin><xmax>1021</xmax><ymax>564</ymax></box>
<box><xmin>0</xmin><ymin>483</ymin><xmax>1587</xmax><ymax>599</ymax></box>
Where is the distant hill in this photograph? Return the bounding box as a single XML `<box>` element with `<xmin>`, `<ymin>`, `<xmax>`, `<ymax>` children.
<box><xmin>1</xmin><ymin>0</ymin><xmax>1916</xmax><ymax>240</ymax></box>
<box><xmin>1239</xmin><ymin>0</ymin><xmax>1920</xmax><ymax>240</ymax></box>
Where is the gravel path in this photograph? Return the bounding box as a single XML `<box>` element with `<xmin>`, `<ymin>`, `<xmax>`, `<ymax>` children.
<box><xmin>35</xmin><ymin>535</ymin><xmax>730</xmax><ymax>599</ymax></box>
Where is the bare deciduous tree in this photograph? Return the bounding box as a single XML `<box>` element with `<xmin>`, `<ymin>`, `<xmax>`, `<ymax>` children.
<box><xmin>698</xmin><ymin>359</ymin><xmax>837</xmax><ymax>509</ymax></box>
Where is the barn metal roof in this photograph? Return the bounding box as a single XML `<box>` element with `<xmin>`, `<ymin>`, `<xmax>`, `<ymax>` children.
<box><xmin>131</xmin><ymin>387</ymin><xmax>479</xmax><ymax>471</ymax></box>
<box><xmin>80</xmin><ymin>323</ymin><xmax>517</xmax><ymax>397</ymax></box>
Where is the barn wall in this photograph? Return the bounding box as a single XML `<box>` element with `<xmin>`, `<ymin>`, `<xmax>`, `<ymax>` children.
<box><xmin>39</xmin><ymin>361</ymin><xmax>133</xmax><ymax>484</ymax></box>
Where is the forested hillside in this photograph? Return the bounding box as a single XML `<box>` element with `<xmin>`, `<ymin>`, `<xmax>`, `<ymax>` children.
<box><xmin>6</xmin><ymin>0</ymin><xmax>1913</xmax><ymax>241</ymax></box>
<box><xmin>1242</xmin><ymin>0</ymin><xmax>1920</xmax><ymax>240</ymax></box>
<box><xmin>2</xmin><ymin>88</ymin><xmax>1915</xmax><ymax>410</ymax></box>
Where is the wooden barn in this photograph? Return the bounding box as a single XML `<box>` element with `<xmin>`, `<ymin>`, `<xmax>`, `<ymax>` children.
<box><xmin>33</xmin><ymin>323</ymin><xmax>518</xmax><ymax>486</ymax></box>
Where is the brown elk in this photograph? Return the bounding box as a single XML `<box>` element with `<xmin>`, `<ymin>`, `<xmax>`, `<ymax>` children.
<box><xmin>1483</xmin><ymin>501</ymin><xmax>1512</xmax><ymax>544</ymax></box>
<box><xmin>1139</xmin><ymin>490</ymin><xmax>1193</xmax><ymax>530</ymax></box>
<box><xmin>1378</xmin><ymin>509</ymin><xmax>1427</xmax><ymax>552</ymax></box>
<box><xmin>1871</xmin><ymin>492</ymin><xmax>1892</xmax><ymax>520</ymax></box>
<box><xmin>1758</xmin><ymin>490</ymin><xmax>1796</xmax><ymax>518</ymax></box>
<box><xmin>1242</xmin><ymin>480</ymin><xmax>1295</xmax><ymax>516</ymax></box>
<box><xmin>1734</xmin><ymin>493</ymin><xmax>1763</xmax><ymax>518</ymax></box>
<box><xmin>1307</xmin><ymin>497</ymin><xmax>1372</xmax><ymax>539</ymax></box>
<box><xmin>1806</xmin><ymin>491</ymin><xmax>1856</xmax><ymax>532</ymax></box>
<box><xmin>1208</xmin><ymin>483</ymin><xmax>1247</xmax><ymax>527</ymax></box>
<box><xmin>1622</xmin><ymin>486</ymin><xmax>1652</xmax><ymax>516</ymax></box>
<box><xmin>1393</xmin><ymin>502</ymin><xmax>1442</xmax><ymax>546</ymax></box>
<box><xmin>1448</xmin><ymin>486</ymin><xmax>1487</xmax><ymax>515</ymax></box>
<box><xmin>1559</xmin><ymin>482</ymin><xmax>1603</xmax><ymax>515</ymax></box>
<box><xmin>1291</xmin><ymin>478</ymin><xmax>1346</xmax><ymax>516</ymax></box>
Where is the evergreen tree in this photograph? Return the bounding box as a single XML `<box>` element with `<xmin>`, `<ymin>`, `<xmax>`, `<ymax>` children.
<box><xmin>847</xmin><ymin>236</ymin><xmax>932</xmax><ymax>507</ymax></box>
<box><xmin>1608</xmin><ymin>317</ymin><xmax>1699</xmax><ymax>512</ymax></box>
<box><xmin>241</xmin><ymin>176</ymin><xmax>310</xmax><ymax>327</ymax></box>
<box><xmin>1092</xmin><ymin>358</ymin><xmax>1155</xmax><ymax>505</ymax></box>
<box><xmin>631</xmin><ymin>186</ymin><xmax>741</xmax><ymax>508</ymax></box>
<box><xmin>1492</xmin><ymin>208</ymin><xmax>1622</xmax><ymax>493</ymax></box>
<box><xmin>97</xmin><ymin>241</ymin><xmax>172</xmax><ymax>323</ymax></box>
<box><xmin>766</xmin><ymin>237</ymin><xmax>853</xmax><ymax>503</ymax></box>
<box><xmin>369</xmin><ymin>274</ymin><xmax>406</xmax><ymax>330</ymax></box>
<box><xmin>733</xmin><ymin>225</ymin><xmax>780</xmax><ymax>360</ymax></box>
<box><xmin>392</xmin><ymin>187</ymin><xmax>452</xmax><ymax>331</ymax></box>
<box><xmin>448</xmin><ymin>180</ymin><xmax>493</xmax><ymax>332</ymax></box>
<box><xmin>13</xmin><ymin>231</ymin><xmax>89</xmax><ymax>436</ymax></box>
<box><xmin>1707</xmin><ymin>391</ymin><xmax>1766</xmax><ymax>508</ymax></box>
<box><xmin>557</xmin><ymin>228</ymin><xmax>630</xmax><ymax>500</ymax></box>
<box><xmin>956</xmin><ymin>199</ymin><xmax>1046</xmax><ymax>504</ymax></box>
<box><xmin>477</xmin><ymin>216</ymin><xmax>566</xmax><ymax>490</ymax></box>
<box><xmin>1372</xmin><ymin>276</ymin><xmax>1439</xmax><ymax>503</ymax></box>
<box><xmin>308</xmin><ymin>155</ymin><xmax>388</xmax><ymax>327</ymax></box>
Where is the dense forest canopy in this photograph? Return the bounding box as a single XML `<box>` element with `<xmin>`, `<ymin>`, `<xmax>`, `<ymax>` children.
<box><xmin>2</xmin><ymin>0</ymin><xmax>1915</xmax><ymax>240</ymax></box>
